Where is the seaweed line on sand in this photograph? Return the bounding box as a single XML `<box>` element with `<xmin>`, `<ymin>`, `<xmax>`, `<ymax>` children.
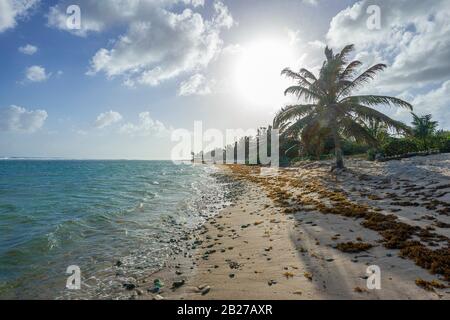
<box><xmin>225</xmin><ymin>164</ymin><xmax>450</xmax><ymax>283</ymax></box>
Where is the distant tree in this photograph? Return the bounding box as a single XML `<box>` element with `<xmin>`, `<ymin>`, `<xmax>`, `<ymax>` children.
<box><xmin>411</xmin><ymin>113</ymin><xmax>438</xmax><ymax>149</ymax></box>
<box><xmin>274</xmin><ymin>44</ymin><xmax>412</xmax><ymax>169</ymax></box>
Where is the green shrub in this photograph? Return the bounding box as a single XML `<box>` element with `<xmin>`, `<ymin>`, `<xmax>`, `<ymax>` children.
<box><xmin>382</xmin><ymin>138</ymin><xmax>419</xmax><ymax>156</ymax></box>
<box><xmin>342</xmin><ymin>140</ymin><xmax>370</xmax><ymax>155</ymax></box>
<box><xmin>439</xmin><ymin>139</ymin><xmax>450</xmax><ymax>153</ymax></box>
<box><xmin>366</xmin><ymin>148</ymin><xmax>378</xmax><ymax>161</ymax></box>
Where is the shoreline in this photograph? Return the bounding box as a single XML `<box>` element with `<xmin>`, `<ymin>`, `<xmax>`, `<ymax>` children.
<box><xmin>136</xmin><ymin>155</ymin><xmax>450</xmax><ymax>300</ymax></box>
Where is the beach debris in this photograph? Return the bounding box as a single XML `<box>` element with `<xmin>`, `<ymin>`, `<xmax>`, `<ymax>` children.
<box><xmin>197</xmin><ymin>284</ymin><xmax>208</xmax><ymax>290</ymax></box>
<box><xmin>123</xmin><ymin>283</ymin><xmax>136</xmax><ymax>291</ymax></box>
<box><xmin>135</xmin><ymin>289</ymin><xmax>144</xmax><ymax>296</ymax></box>
<box><xmin>227</xmin><ymin>260</ymin><xmax>240</xmax><ymax>269</ymax></box>
<box><xmin>171</xmin><ymin>279</ymin><xmax>185</xmax><ymax>289</ymax></box>
<box><xmin>283</xmin><ymin>272</ymin><xmax>294</xmax><ymax>279</ymax></box>
<box><xmin>148</xmin><ymin>279</ymin><xmax>164</xmax><ymax>293</ymax></box>
<box><xmin>267</xmin><ymin>280</ymin><xmax>277</xmax><ymax>286</ymax></box>
<box><xmin>415</xmin><ymin>278</ymin><xmax>447</xmax><ymax>291</ymax></box>
<box><xmin>293</xmin><ymin>291</ymin><xmax>302</xmax><ymax>295</ymax></box>
<box><xmin>227</xmin><ymin>158</ymin><xmax>450</xmax><ymax>285</ymax></box>
<box><xmin>434</xmin><ymin>220</ymin><xmax>450</xmax><ymax>228</ymax></box>
<box><xmin>229</xmin><ymin>273</ymin><xmax>235</xmax><ymax>278</ymax></box>
<box><xmin>354</xmin><ymin>286</ymin><xmax>367</xmax><ymax>293</ymax></box>
<box><xmin>297</xmin><ymin>246</ymin><xmax>307</xmax><ymax>253</ymax></box>
<box><xmin>335</xmin><ymin>242</ymin><xmax>373</xmax><ymax>253</ymax></box>
<box><xmin>303</xmin><ymin>272</ymin><xmax>313</xmax><ymax>281</ymax></box>
<box><xmin>153</xmin><ymin>294</ymin><xmax>164</xmax><ymax>300</ymax></box>
<box><xmin>201</xmin><ymin>286</ymin><xmax>211</xmax><ymax>295</ymax></box>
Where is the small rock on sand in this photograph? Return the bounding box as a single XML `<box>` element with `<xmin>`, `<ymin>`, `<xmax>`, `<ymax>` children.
<box><xmin>201</xmin><ymin>286</ymin><xmax>211</xmax><ymax>295</ymax></box>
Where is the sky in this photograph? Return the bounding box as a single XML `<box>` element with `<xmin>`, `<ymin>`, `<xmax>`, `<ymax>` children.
<box><xmin>0</xmin><ymin>0</ymin><xmax>449</xmax><ymax>159</ymax></box>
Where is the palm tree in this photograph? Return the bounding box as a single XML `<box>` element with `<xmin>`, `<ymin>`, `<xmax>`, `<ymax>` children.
<box><xmin>274</xmin><ymin>44</ymin><xmax>412</xmax><ymax>169</ymax></box>
<box><xmin>411</xmin><ymin>113</ymin><xmax>438</xmax><ymax>150</ymax></box>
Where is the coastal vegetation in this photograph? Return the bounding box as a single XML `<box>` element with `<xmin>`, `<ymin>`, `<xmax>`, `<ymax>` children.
<box><xmin>275</xmin><ymin>44</ymin><xmax>413</xmax><ymax>169</ymax></box>
<box><xmin>197</xmin><ymin>45</ymin><xmax>450</xmax><ymax>168</ymax></box>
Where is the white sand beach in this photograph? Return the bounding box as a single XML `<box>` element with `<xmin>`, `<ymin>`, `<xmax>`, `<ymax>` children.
<box><xmin>137</xmin><ymin>154</ymin><xmax>450</xmax><ymax>300</ymax></box>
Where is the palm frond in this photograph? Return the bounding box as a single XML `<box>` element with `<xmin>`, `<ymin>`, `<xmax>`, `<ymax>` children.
<box><xmin>324</xmin><ymin>46</ymin><xmax>333</xmax><ymax>61</ymax></box>
<box><xmin>340</xmin><ymin>117</ymin><xmax>378</xmax><ymax>146</ymax></box>
<box><xmin>280</xmin><ymin>113</ymin><xmax>320</xmax><ymax>139</ymax></box>
<box><xmin>281</xmin><ymin>68</ymin><xmax>313</xmax><ymax>87</ymax></box>
<box><xmin>299</xmin><ymin>68</ymin><xmax>317</xmax><ymax>81</ymax></box>
<box><xmin>341</xmin><ymin>95</ymin><xmax>413</xmax><ymax>110</ymax></box>
<box><xmin>337</xmin><ymin>44</ymin><xmax>355</xmax><ymax>64</ymax></box>
<box><xmin>338</xmin><ymin>64</ymin><xmax>387</xmax><ymax>97</ymax></box>
<box><xmin>284</xmin><ymin>85</ymin><xmax>321</xmax><ymax>101</ymax></box>
<box><xmin>340</xmin><ymin>60</ymin><xmax>362</xmax><ymax>80</ymax></box>
<box><xmin>345</xmin><ymin>103</ymin><xmax>412</xmax><ymax>134</ymax></box>
<box><xmin>273</xmin><ymin>104</ymin><xmax>317</xmax><ymax>128</ymax></box>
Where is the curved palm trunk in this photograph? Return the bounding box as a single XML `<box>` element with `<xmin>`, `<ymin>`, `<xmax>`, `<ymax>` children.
<box><xmin>331</xmin><ymin>120</ymin><xmax>344</xmax><ymax>169</ymax></box>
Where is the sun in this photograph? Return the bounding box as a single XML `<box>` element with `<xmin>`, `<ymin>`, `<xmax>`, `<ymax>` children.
<box><xmin>233</xmin><ymin>39</ymin><xmax>296</xmax><ymax>109</ymax></box>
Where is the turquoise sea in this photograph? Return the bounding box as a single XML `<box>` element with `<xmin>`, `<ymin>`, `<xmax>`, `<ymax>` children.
<box><xmin>0</xmin><ymin>160</ymin><xmax>229</xmax><ymax>299</ymax></box>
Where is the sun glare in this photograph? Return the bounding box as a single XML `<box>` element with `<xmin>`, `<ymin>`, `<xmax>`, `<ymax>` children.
<box><xmin>233</xmin><ymin>39</ymin><xmax>296</xmax><ymax>109</ymax></box>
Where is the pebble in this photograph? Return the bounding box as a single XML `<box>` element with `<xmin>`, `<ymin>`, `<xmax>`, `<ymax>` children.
<box><xmin>172</xmin><ymin>279</ymin><xmax>185</xmax><ymax>289</ymax></box>
<box><xmin>135</xmin><ymin>289</ymin><xmax>144</xmax><ymax>296</ymax></box>
<box><xmin>123</xmin><ymin>283</ymin><xmax>136</xmax><ymax>290</ymax></box>
<box><xmin>268</xmin><ymin>280</ymin><xmax>277</xmax><ymax>286</ymax></box>
<box><xmin>201</xmin><ymin>286</ymin><xmax>211</xmax><ymax>295</ymax></box>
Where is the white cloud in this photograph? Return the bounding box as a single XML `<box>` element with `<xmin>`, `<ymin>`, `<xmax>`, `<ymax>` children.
<box><xmin>0</xmin><ymin>105</ymin><xmax>47</xmax><ymax>133</ymax></box>
<box><xmin>320</xmin><ymin>0</ymin><xmax>450</xmax><ymax>126</ymax></box>
<box><xmin>95</xmin><ymin>110</ymin><xmax>123</xmax><ymax>129</ymax></box>
<box><xmin>302</xmin><ymin>0</ymin><xmax>318</xmax><ymax>6</ymax></box>
<box><xmin>178</xmin><ymin>73</ymin><xmax>212</xmax><ymax>96</ymax></box>
<box><xmin>47</xmin><ymin>0</ymin><xmax>206</xmax><ymax>37</ymax></box>
<box><xmin>25</xmin><ymin>65</ymin><xmax>50</xmax><ymax>82</ymax></box>
<box><xmin>18</xmin><ymin>44</ymin><xmax>38</xmax><ymax>55</ymax></box>
<box><xmin>120</xmin><ymin>112</ymin><xmax>170</xmax><ymax>137</ymax></box>
<box><xmin>409</xmin><ymin>81</ymin><xmax>450</xmax><ymax>129</ymax></box>
<box><xmin>287</xmin><ymin>29</ymin><xmax>301</xmax><ymax>46</ymax></box>
<box><xmin>326</xmin><ymin>0</ymin><xmax>450</xmax><ymax>91</ymax></box>
<box><xmin>48</xmin><ymin>0</ymin><xmax>233</xmax><ymax>87</ymax></box>
<box><xmin>0</xmin><ymin>0</ymin><xmax>38</xmax><ymax>32</ymax></box>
